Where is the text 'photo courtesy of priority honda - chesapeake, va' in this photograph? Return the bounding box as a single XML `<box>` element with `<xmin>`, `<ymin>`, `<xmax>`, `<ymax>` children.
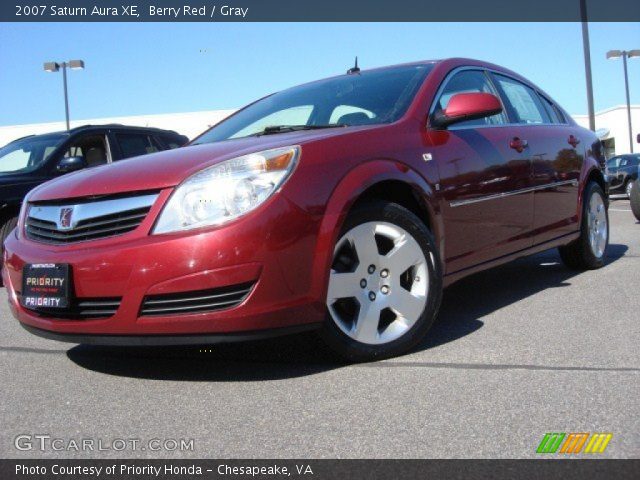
<box><xmin>0</xmin><ymin>1</ymin><xmax>639</xmax><ymax>479</ymax></box>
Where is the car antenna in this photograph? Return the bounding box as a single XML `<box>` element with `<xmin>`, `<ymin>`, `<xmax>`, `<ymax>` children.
<box><xmin>347</xmin><ymin>56</ymin><xmax>360</xmax><ymax>75</ymax></box>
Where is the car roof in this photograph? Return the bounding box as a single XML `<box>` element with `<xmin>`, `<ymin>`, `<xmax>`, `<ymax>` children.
<box><xmin>38</xmin><ymin>124</ymin><xmax>184</xmax><ymax>138</ymax></box>
<box><xmin>274</xmin><ymin>58</ymin><xmax>523</xmax><ymax>95</ymax></box>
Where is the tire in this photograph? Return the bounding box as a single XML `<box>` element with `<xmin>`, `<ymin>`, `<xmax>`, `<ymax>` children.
<box><xmin>558</xmin><ymin>182</ymin><xmax>609</xmax><ymax>270</ymax></box>
<box><xmin>625</xmin><ymin>179</ymin><xmax>634</xmax><ymax>198</ymax></box>
<box><xmin>630</xmin><ymin>179</ymin><xmax>640</xmax><ymax>222</ymax></box>
<box><xmin>0</xmin><ymin>216</ymin><xmax>18</xmax><ymax>287</ymax></box>
<box><xmin>318</xmin><ymin>201</ymin><xmax>443</xmax><ymax>362</ymax></box>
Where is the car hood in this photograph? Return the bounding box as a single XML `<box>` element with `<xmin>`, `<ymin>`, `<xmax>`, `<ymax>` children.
<box><xmin>29</xmin><ymin>127</ymin><xmax>376</xmax><ymax>202</ymax></box>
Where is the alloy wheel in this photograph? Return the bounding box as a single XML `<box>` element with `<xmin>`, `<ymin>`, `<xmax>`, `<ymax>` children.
<box><xmin>326</xmin><ymin>221</ymin><xmax>428</xmax><ymax>345</ymax></box>
<box><xmin>587</xmin><ymin>192</ymin><xmax>607</xmax><ymax>259</ymax></box>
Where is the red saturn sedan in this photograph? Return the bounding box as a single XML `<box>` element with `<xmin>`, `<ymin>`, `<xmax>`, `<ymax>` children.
<box><xmin>2</xmin><ymin>58</ymin><xmax>608</xmax><ymax>361</ymax></box>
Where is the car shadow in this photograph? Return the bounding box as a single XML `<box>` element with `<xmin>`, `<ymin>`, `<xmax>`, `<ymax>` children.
<box><xmin>417</xmin><ymin>243</ymin><xmax>628</xmax><ymax>352</ymax></box>
<box><xmin>67</xmin><ymin>244</ymin><xmax>628</xmax><ymax>381</ymax></box>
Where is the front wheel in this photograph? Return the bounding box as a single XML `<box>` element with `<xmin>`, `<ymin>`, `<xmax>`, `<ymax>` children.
<box><xmin>625</xmin><ymin>179</ymin><xmax>634</xmax><ymax>198</ymax></box>
<box><xmin>558</xmin><ymin>182</ymin><xmax>609</xmax><ymax>270</ymax></box>
<box><xmin>319</xmin><ymin>201</ymin><xmax>442</xmax><ymax>362</ymax></box>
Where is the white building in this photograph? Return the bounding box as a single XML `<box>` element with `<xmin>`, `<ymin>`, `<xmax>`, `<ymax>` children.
<box><xmin>0</xmin><ymin>109</ymin><xmax>236</xmax><ymax>148</ymax></box>
<box><xmin>573</xmin><ymin>105</ymin><xmax>640</xmax><ymax>157</ymax></box>
<box><xmin>1</xmin><ymin>105</ymin><xmax>639</xmax><ymax>157</ymax></box>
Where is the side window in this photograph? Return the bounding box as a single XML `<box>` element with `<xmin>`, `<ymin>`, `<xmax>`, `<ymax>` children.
<box><xmin>619</xmin><ymin>158</ymin><xmax>629</xmax><ymax>167</ymax></box>
<box><xmin>492</xmin><ymin>74</ymin><xmax>550</xmax><ymax>125</ymax></box>
<box><xmin>64</xmin><ymin>134</ymin><xmax>109</xmax><ymax>168</ymax></box>
<box><xmin>0</xmin><ymin>149</ymin><xmax>31</xmax><ymax>172</ymax></box>
<box><xmin>329</xmin><ymin>105</ymin><xmax>376</xmax><ymax>125</ymax></box>
<box><xmin>434</xmin><ymin>70</ymin><xmax>506</xmax><ymax>127</ymax></box>
<box><xmin>115</xmin><ymin>133</ymin><xmax>160</xmax><ymax>159</ymax></box>
<box><xmin>540</xmin><ymin>95</ymin><xmax>560</xmax><ymax>124</ymax></box>
<box><xmin>553</xmin><ymin>104</ymin><xmax>567</xmax><ymax>123</ymax></box>
<box><xmin>159</xmin><ymin>135</ymin><xmax>184</xmax><ymax>149</ymax></box>
<box><xmin>606</xmin><ymin>157</ymin><xmax>620</xmax><ymax>170</ymax></box>
<box><xmin>230</xmin><ymin>105</ymin><xmax>314</xmax><ymax>138</ymax></box>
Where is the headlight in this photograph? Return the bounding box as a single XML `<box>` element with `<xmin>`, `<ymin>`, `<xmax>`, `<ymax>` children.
<box><xmin>16</xmin><ymin>192</ymin><xmax>33</xmax><ymax>240</ymax></box>
<box><xmin>153</xmin><ymin>146</ymin><xmax>300</xmax><ymax>234</ymax></box>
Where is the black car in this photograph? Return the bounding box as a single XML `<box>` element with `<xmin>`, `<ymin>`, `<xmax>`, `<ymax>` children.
<box><xmin>0</xmin><ymin>124</ymin><xmax>188</xmax><ymax>284</ymax></box>
<box><xmin>606</xmin><ymin>153</ymin><xmax>640</xmax><ymax>197</ymax></box>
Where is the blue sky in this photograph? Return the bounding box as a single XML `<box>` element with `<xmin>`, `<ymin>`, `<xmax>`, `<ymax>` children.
<box><xmin>0</xmin><ymin>22</ymin><xmax>638</xmax><ymax>126</ymax></box>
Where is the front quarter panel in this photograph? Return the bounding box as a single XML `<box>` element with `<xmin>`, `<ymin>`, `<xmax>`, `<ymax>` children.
<box><xmin>291</xmin><ymin>157</ymin><xmax>441</xmax><ymax>305</ymax></box>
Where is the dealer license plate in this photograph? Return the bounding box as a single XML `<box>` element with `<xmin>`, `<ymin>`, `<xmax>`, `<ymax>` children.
<box><xmin>21</xmin><ymin>264</ymin><xmax>70</xmax><ymax>309</ymax></box>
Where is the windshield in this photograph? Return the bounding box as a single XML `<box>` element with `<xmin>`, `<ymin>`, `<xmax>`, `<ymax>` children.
<box><xmin>194</xmin><ymin>64</ymin><xmax>434</xmax><ymax>144</ymax></box>
<box><xmin>0</xmin><ymin>135</ymin><xmax>65</xmax><ymax>174</ymax></box>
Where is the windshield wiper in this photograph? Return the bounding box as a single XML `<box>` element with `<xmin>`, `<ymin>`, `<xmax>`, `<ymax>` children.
<box><xmin>255</xmin><ymin>124</ymin><xmax>346</xmax><ymax>136</ymax></box>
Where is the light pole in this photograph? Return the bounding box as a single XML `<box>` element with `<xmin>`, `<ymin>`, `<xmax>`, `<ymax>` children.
<box><xmin>580</xmin><ymin>0</ymin><xmax>595</xmax><ymax>132</ymax></box>
<box><xmin>43</xmin><ymin>60</ymin><xmax>85</xmax><ymax>131</ymax></box>
<box><xmin>606</xmin><ymin>49</ymin><xmax>639</xmax><ymax>153</ymax></box>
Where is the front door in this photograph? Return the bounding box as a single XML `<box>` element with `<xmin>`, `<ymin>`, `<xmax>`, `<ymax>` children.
<box><xmin>428</xmin><ymin>69</ymin><xmax>534</xmax><ymax>274</ymax></box>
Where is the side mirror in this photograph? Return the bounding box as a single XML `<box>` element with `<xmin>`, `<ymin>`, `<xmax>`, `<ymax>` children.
<box><xmin>637</xmin><ymin>133</ymin><xmax>639</xmax><ymax>143</ymax></box>
<box><xmin>56</xmin><ymin>156</ymin><xmax>87</xmax><ymax>174</ymax></box>
<box><xmin>431</xmin><ymin>92</ymin><xmax>503</xmax><ymax>129</ymax></box>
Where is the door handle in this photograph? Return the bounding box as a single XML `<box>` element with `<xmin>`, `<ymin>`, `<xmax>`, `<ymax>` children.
<box><xmin>509</xmin><ymin>137</ymin><xmax>528</xmax><ymax>153</ymax></box>
<box><xmin>568</xmin><ymin>135</ymin><xmax>581</xmax><ymax>148</ymax></box>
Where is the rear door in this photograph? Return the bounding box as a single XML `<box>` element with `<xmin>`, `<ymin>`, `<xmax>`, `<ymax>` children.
<box><xmin>490</xmin><ymin>74</ymin><xmax>581</xmax><ymax>245</ymax></box>
<box><xmin>429</xmin><ymin>68</ymin><xmax>535</xmax><ymax>274</ymax></box>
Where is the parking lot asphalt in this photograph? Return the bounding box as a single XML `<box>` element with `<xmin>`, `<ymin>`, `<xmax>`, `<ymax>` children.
<box><xmin>1</xmin><ymin>199</ymin><xmax>638</xmax><ymax>459</ymax></box>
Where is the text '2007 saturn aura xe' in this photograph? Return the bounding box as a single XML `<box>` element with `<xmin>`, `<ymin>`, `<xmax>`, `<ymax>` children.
<box><xmin>2</xmin><ymin>58</ymin><xmax>608</xmax><ymax>361</ymax></box>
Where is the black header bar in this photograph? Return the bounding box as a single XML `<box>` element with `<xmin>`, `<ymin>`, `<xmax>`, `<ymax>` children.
<box><xmin>2</xmin><ymin>459</ymin><xmax>640</xmax><ymax>480</ymax></box>
<box><xmin>3</xmin><ymin>0</ymin><xmax>640</xmax><ymax>22</ymax></box>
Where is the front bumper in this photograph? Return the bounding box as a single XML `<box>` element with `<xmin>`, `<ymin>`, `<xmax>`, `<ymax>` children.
<box><xmin>3</xmin><ymin>192</ymin><xmax>326</xmax><ymax>342</ymax></box>
<box><xmin>20</xmin><ymin>323</ymin><xmax>320</xmax><ymax>346</ymax></box>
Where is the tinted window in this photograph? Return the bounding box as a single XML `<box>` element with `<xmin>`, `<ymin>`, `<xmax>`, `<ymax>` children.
<box><xmin>0</xmin><ymin>134</ymin><xmax>65</xmax><ymax>174</ymax></box>
<box><xmin>434</xmin><ymin>70</ymin><xmax>506</xmax><ymax>127</ymax></box>
<box><xmin>492</xmin><ymin>74</ymin><xmax>550</xmax><ymax>124</ymax></box>
<box><xmin>193</xmin><ymin>64</ymin><xmax>434</xmax><ymax>144</ymax></box>
<box><xmin>159</xmin><ymin>135</ymin><xmax>186</xmax><ymax>149</ymax></box>
<box><xmin>116</xmin><ymin>133</ymin><xmax>160</xmax><ymax>159</ymax></box>
<box><xmin>606</xmin><ymin>157</ymin><xmax>620</xmax><ymax>169</ymax></box>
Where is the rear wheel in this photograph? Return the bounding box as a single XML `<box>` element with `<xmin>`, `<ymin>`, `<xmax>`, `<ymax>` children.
<box><xmin>319</xmin><ymin>201</ymin><xmax>442</xmax><ymax>362</ymax></box>
<box><xmin>630</xmin><ymin>179</ymin><xmax>640</xmax><ymax>222</ymax></box>
<box><xmin>558</xmin><ymin>182</ymin><xmax>608</xmax><ymax>270</ymax></box>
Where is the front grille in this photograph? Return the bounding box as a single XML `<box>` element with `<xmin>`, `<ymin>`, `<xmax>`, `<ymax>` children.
<box><xmin>140</xmin><ymin>282</ymin><xmax>254</xmax><ymax>317</ymax></box>
<box><xmin>22</xmin><ymin>297</ymin><xmax>122</xmax><ymax>320</ymax></box>
<box><xmin>26</xmin><ymin>207</ymin><xmax>151</xmax><ymax>244</ymax></box>
<box><xmin>25</xmin><ymin>193</ymin><xmax>158</xmax><ymax>245</ymax></box>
